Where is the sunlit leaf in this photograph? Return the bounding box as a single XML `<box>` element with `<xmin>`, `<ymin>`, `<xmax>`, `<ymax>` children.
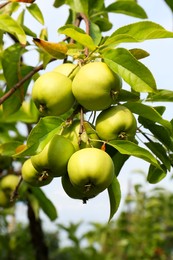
<box><xmin>103</xmin><ymin>48</ymin><xmax>157</xmax><ymax>93</ymax></box>
<box><xmin>15</xmin><ymin>116</ymin><xmax>64</xmax><ymax>157</ymax></box>
<box><xmin>0</xmin><ymin>14</ymin><xmax>26</xmax><ymax>45</ymax></box>
<box><xmin>103</xmin><ymin>21</ymin><xmax>173</xmax><ymax>47</ymax></box>
<box><xmin>58</xmin><ymin>25</ymin><xmax>96</xmax><ymax>50</ymax></box>
<box><xmin>147</xmin><ymin>89</ymin><xmax>173</xmax><ymax>102</ymax></box>
<box><xmin>33</xmin><ymin>38</ymin><xmax>69</xmax><ymax>59</ymax></box>
<box><xmin>26</xmin><ymin>3</ymin><xmax>44</xmax><ymax>25</ymax></box>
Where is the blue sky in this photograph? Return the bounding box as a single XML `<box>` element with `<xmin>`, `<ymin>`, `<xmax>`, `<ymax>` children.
<box><xmin>14</xmin><ymin>0</ymin><xmax>173</xmax><ymax>233</ymax></box>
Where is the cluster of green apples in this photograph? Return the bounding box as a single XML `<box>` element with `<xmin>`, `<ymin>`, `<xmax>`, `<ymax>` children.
<box><xmin>20</xmin><ymin>61</ymin><xmax>137</xmax><ymax>203</ymax></box>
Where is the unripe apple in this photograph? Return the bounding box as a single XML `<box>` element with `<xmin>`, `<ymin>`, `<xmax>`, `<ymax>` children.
<box><xmin>61</xmin><ymin>173</ymin><xmax>95</xmax><ymax>202</ymax></box>
<box><xmin>0</xmin><ymin>190</ymin><xmax>12</xmax><ymax>208</ymax></box>
<box><xmin>67</xmin><ymin>148</ymin><xmax>114</xmax><ymax>198</ymax></box>
<box><xmin>53</xmin><ymin>63</ymin><xmax>79</xmax><ymax>80</ymax></box>
<box><xmin>32</xmin><ymin>71</ymin><xmax>75</xmax><ymax>116</ymax></box>
<box><xmin>0</xmin><ymin>174</ymin><xmax>20</xmax><ymax>196</ymax></box>
<box><xmin>47</xmin><ymin>134</ymin><xmax>75</xmax><ymax>177</ymax></box>
<box><xmin>95</xmin><ymin>105</ymin><xmax>137</xmax><ymax>141</ymax></box>
<box><xmin>62</xmin><ymin>119</ymin><xmax>101</xmax><ymax>151</ymax></box>
<box><xmin>21</xmin><ymin>158</ymin><xmax>53</xmax><ymax>187</ymax></box>
<box><xmin>72</xmin><ymin>62</ymin><xmax>122</xmax><ymax>111</ymax></box>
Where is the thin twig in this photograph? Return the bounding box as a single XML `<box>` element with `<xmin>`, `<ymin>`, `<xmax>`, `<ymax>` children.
<box><xmin>0</xmin><ymin>2</ymin><xmax>9</xmax><ymax>9</ymax></box>
<box><xmin>10</xmin><ymin>175</ymin><xmax>23</xmax><ymax>202</ymax></box>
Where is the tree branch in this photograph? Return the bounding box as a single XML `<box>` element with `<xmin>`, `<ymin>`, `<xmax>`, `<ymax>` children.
<box><xmin>0</xmin><ymin>60</ymin><xmax>54</xmax><ymax>105</ymax></box>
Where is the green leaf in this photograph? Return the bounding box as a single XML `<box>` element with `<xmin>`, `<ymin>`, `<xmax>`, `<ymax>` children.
<box><xmin>15</xmin><ymin>116</ymin><xmax>64</xmax><ymax>157</ymax></box>
<box><xmin>89</xmin><ymin>22</ymin><xmax>102</xmax><ymax>46</ymax></box>
<box><xmin>129</xmin><ymin>48</ymin><xmax>150</xmax><ymax>60</ymax></box>
<box><xmin>108</xmin><ymin>176</ymin><xmax>121</xmax><ymax>221</ymax></box>
<box><xmin>147</xmin><ymin>89</ymin><xmax>173</xmax><ymax>102</ymax></box>
<box><xmin>111</xmin><ymin>151</ymin><xmax>129</xmax><ymax>176</ymax></box>
<box><xmin>124</xmin><ymin>102</ymin><xmax>173</xmax><ymax>133</ymax></box>
<box><xmin>0</xmin><ymin>14</ymin><xmax>26</xmax><ymax>45</ymax></box>
<box><xmin>26</xmin><ymin>3</ymin><xmax>44</xmax><ymax>25</ymax></box>
<box><xmin>0</xmin><ymin>141</ymin><xmax>22</xmax><ymax>156</ymax></box>
<box><xmin>116</xmin><ymin>89</ymin><xmax>140</xmax><ymax>102</ymax></box>
<box><xmin>147</xmin><ymin>164</ymin><xmax>167</xmax><ymax>184</ymax></box>
<box><xmin>58</xmin><ymin>25</ymin><xmax>96</xmax><ymax>50</ymax></box>
<box><xmin>164</xmin><ymin>0</ymin><xmax>173</xmax><ymax>12</ymax></box>
<box><xmin>103</xmin><ymin>21</ymin><xmax>173</xmax><ymax>47</ymax></box>
<box><xmin>31</xmin><ymin>187</ymin><xmax>58</xmax><ymax>221</ymax></box>
<box><xmin>108</xmin><ymin>140</ymin><xmax>160</xmax><ymax>168</ymax></box>
<box><xmin>106</xmin><ymin>1</ymin><xmax>147</xmax><ymax>19</ymax></box>
<box><xmin>66</xmin><ymin>0</ymin><xmax>88</xmax><ymax>15</ymax></box>
<box><xmin>1</xmin><ymin>44</ymin><xmax>29</xmax><ymax>116</ymax></box>
<box><xmin>54</xmin><ymin>0</ymin><xmax>66</xmax><ymax>8</ymax></box>
<box><xmin>145</xmin><ymin>142</ymin><xmax>171</xmax><ymax>171</ymax></box>
<box><xmin>138</xmin><ymin>117</ymin><xmax>173</xmax><ymax>151</ymax></box>
<box><xmin>103</xmin><ymin>48</ymin><xmax>157</xmax><ymax>93</ymax></box>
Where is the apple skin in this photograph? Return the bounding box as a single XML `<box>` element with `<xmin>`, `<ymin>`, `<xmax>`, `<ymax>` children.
<box><xmin>61</xmin><ymin>173</ymin><xmax>95</xmax><ymax>202</ymax></box>
<box><xmin>21</xmin><ymin>158</ymin><xmax>53</xmax><ymax>187</ymax></box>
<box><xmin>67</xmin><ymin>148</ymin><xmax>114</xmax><ymax>197</ymax></box>
<box><xmin>53</xmin><ymin>63</ymin><xmax>79</xmax><ymax>80</ymax></box>
<box><xmin>31</xmin><ymin>142</ymin><xmax>50</xmax><ymax>172</ymax></box>
<box><xmin>0</xmin><ymin>190</ymin><xmax>12</xmax><ymax>208</ymax></box>
<box><xmin>0</xmin><ymin>174</ymin><xmax>20</xmax><ymax>195</ymax></box>
<box><xmin>72</xmin><ymin>62</ymin><xmax>122</xmax><ymax>111</ymax></box>
<box><xmin>32</xmin><ymin>71</ymin><xmax>75</xmax><ymax>116</ymax></box>
<box><xmin>47</xmin><ymin>135</ymin><xmax>75</xmax><ymax>177</ymax></box>
<box><xmin>62</xmin><ymin>120</ymin><xmax>101</xmax><ymax>151</ymax></box>
<box><xmin>95</xmin><ymin>105</ymin><xmax>137</xmax><ymax>141</ymax></box>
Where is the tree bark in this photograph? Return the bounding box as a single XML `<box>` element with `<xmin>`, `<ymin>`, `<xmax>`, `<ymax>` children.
<box><xmin>27</xmin><ymin>201</ymin><xmax>49</xmax><ymax>260</ymax></box>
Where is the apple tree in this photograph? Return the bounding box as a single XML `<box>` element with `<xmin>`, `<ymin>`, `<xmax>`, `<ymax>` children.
<box><xmin>1</xmin><ymin>0</ymin><xmax>173</xmax><ymax>247</ymax></box>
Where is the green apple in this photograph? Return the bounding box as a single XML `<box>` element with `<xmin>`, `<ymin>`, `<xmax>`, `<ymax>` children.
<box><xmin>61</xmin><ymin>173</ymin><xmax>95</xmax><ymax>203</ymax></box>
<box><xmin>21</xmin><ymin>158</ymin><xmax>53</xmax><ymax>187</ymax></box>
<box><xmin>53</xmin><ymin>63</ymin><xmax>79</xmax><ymax>80</ymax></box>
<box><xmin>0</xmin><ymin>174</ymin><xmax>20</xmax><ymax>196</ymax></box>
<box><xmin>32</xmin><ymin>71</ymin><xmax>75</xmax><ymax>116</ymax></box>
<box><xmin>0</xmin><ymin>190</ymin><xmax>12</xmax><ymax>208</ymax></box>
<box><xmin>31</xmin><ymin>135</ymin><xmax>75</xmax><ymax>177</ymax></box>
<box><xmin>72</xmin><ymin>62</ymin><xmax>122</xmax><ymax>111</ymax></box>
<box><xmin>67</xmin><ymin>148</ymin><xmax>114</xmax><ymax>197</ymax></box>
<box><xmin>95</xmin><ymin>105</ymin><xmax>137</xmax><ymax>141</ymax></box>
<box><xmin>62</xmin><ymin>119</ymin><xmax>101</xmax><ymax>151</ymax></box>
<box><xmin>47</xmin><ymin>134</ymin><xmax>75</xmax><ymax>177</ymax></box>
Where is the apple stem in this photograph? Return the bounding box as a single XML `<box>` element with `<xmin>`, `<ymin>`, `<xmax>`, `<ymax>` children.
<box><xmin>78</xmin><ymin>107</ymin><xmax>85</xmax><ymax>146</ymax></box>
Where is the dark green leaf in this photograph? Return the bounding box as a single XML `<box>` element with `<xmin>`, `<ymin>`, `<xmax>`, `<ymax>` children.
<box><xmin>53</xmin><ymin>0</ymin><xmax>66</xmax><ymax>8</ymax></box>
<box><xmin>106</xmin><ymin>1</ymin><xmax>147</xmax><ymax>19</ymax></box>
<box><xmin>145</xmin><ymin>142</ymin><xmax>171</xmax><ymax>171</ymax></box>
<box><xmin>138</xmin><ymin>117</ymin><xmax>173</xmax><ymax>151</ymax></box>
<box><xmin>111</xmin><ymin>151</ymin><xmax>129</xmax><ymax>176</ymax></box>
<box><xmin>124</xmin><ymin>102</ymin><xmax>172</xmax><ymax>133</ymax></box>
<box><xmin>108</xmin><ymin>176</ymin><xmax>121</xmax><ymax>221</ymax></box>
<box><xmin>31</xmin><ymin>187</ymin><xmax>58</xmax><ymax>221</ymax></box>
<box><xmin>164</xmin><ymin>0</ymin><xmax>173</xmax><ymax>12</ymax></box>
<box><xmin>147</xmin><ymin>164</ymin><xmax>167</xmax><ymax>184</ymax></box>
<box><xmin>116</xmin><ymin>89</ymin><xmax>140</xmax><ymax>102</ymax></box>
<box><xmin>103</xmin><ymin>48</ymin><xmax>157</xmax><ymax>93</ymax></box>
